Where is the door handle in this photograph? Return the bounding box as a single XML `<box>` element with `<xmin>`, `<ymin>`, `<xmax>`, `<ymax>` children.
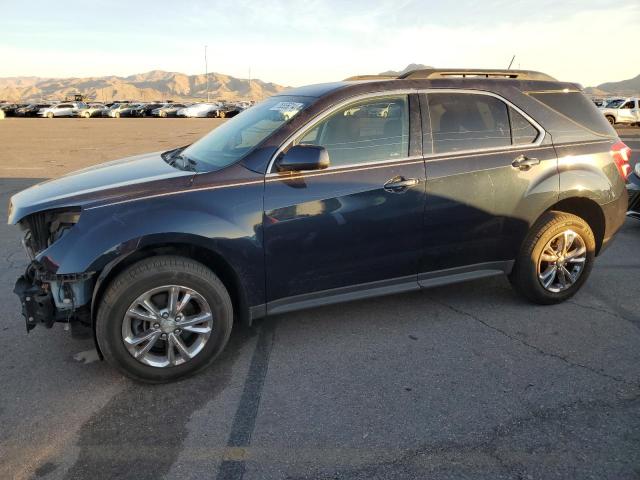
<box><xmin>511</xmin><ymin>154</ymin><xmax>540</xmax><ymax>170</ymax></box>
<box><xmin>383</xmin><ymin>176</ymin><xmax>419</xmax><ymax>192</ymax></box>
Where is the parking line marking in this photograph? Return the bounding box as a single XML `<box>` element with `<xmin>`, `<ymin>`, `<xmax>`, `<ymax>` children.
<box><xmin>216</xmin><ymin>320</ymin><xmax>277</xmax><ymax>480</ymax></box>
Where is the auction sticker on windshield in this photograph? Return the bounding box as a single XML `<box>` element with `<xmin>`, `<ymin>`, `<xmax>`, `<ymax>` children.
<box><xmin>269</xmin><ymin>102</ymin><xmax>305</xmax><ymax>114</ymax></box>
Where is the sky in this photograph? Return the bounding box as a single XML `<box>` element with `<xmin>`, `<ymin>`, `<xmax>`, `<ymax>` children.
<box><xmin>1</xmin><ymin>0</ymin><xmax>639</xmax><ymax>87</ymax></box>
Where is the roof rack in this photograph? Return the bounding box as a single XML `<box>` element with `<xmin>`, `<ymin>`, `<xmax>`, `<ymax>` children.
<box><xmin>343</xmin><ymin>74</ymin><xmax>397</xmax><ymax>81</ymax></box>
<box><xmin>398</xmin><ymin>68</ymin><xmax>557</xmax><ymax>81</ymax></box>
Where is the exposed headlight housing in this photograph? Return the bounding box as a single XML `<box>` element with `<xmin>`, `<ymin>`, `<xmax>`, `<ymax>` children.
<box><xmin>20</xmin><ymin>208</ymin><xmax>81</xmax><ymax>259</ymax></box>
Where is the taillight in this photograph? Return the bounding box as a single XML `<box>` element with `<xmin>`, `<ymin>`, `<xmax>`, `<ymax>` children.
<box><xmin>610</xmin><ymin>141</ymin><xmax>632</xmax><ymax>180</ymax></box>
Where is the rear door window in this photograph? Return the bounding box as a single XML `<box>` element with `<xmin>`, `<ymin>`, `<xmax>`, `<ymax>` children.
<box><xmin>427</xmin><ymin>93</ymin><xmax>511</xmax><ymax>153</ymax></box>
<box><xmin>509</xmin><ymin>107</ymin><xmax>539</xmax><ymax>145</ymax></box>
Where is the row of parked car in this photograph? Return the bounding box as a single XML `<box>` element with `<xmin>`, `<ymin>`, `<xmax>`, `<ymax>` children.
<box><xmin>593</xmin><ymin>97</ymin><xmax>640</xmax><ymax>126</ymax></box>
<box><xmin>0</xmin><ymin>100</ymin><xmax>254</xmax><ymax>119</ymax></box>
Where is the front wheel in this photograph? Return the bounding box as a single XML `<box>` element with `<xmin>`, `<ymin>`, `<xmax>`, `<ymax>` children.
<box><xmin>509</xmin><ymin>211</ymin><xmax>595</xmax><ymax>305</ymax></box>
<box><xmin>606</xmin><ymin>115</ymin><xmax>615</xmax><ymax>126</ymax></box>
<box><xmin>96</xmin><ymin>256</ymin><xmax>233</xmax><ymax>383</ymax></box>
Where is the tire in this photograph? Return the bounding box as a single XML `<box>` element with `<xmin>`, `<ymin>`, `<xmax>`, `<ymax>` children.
<box><xmin>83</xmin><ymin>112</ymin><xmax>90</xmax><ymax>118</ymax></box>
<box><xmin>96</xmin><ymin>256</ymin><xmax>233</xmax><ymax>383</ymax></box>
<box><xmin>509</xmin><ymin>211</ymin><xmax>595</xmax><ymax>305</ymax></box>
<box><xmin>606</xmin><ymin>115</ymin><xmax>615</xmax><ymax>126</ymax></box>
<box><xmin>218</xmin><ymin>110</ymin><xmax>226</xmax><ymax>119</ymax></box>
<box><xmin>160</xmin><ymin>111</ymin><xmax>167</xmax><ymax>118</ymax></box>
<box><xmin>47</xmin><ymin>112</ymin><xmax>54</xmax><ymax>118</ymax></box>
<box><xmin>115</xmin><ymin>112</ymin><xmax>120</xmax><ymax>118</ymax></box>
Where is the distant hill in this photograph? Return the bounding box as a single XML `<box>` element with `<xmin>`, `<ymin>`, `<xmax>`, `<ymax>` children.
<box><xmin>379</xmin><ymin>64</ymin><xmax>433</xmax><ymax>77</ymax></box>
<box><xmin>585</xmin><ymin>73</ymin><xmax>640</xmax><ymax>96</ymax></box>
<box><xmin>0</xmin><ymin>70</ymin><xmax>287</xmax><ymax>103</ymax></box>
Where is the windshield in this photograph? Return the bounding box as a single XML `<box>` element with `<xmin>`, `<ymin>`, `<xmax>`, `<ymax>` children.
<box><xmin>182</xmin><ymin>95</ymin><xmax>312</xmax><ymax>170</ymax></box>
<box><xmin>606</xmin><ymin>99</ymin><xmax>624</xmax><ymax>108</ymax></box>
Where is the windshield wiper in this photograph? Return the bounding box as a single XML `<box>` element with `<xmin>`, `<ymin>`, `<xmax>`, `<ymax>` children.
<box><xmin>171</xmin><ymin>154</ymin><xmax>198</xmax><ymax>172</ymax></box>
<box><xmin>162</xmin><ymin>146</ymin><xmax>198</xmax><ymax>172</ymax></box>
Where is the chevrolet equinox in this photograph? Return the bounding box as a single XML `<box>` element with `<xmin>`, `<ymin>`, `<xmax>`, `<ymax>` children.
<box><xmin>10</xmin><ymin>69</ymin><xmax>630</xmax><ymax>382</ymax></box>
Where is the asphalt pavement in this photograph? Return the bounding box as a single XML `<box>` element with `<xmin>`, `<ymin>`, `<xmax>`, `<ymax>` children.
<box><xmin>1</xmin><ymin>134</ymin><xmax>640</xmax><ymax>479</ymax></box>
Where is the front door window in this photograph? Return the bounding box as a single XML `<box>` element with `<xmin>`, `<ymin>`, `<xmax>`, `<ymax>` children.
<box><xmin>295</xmin><ymin>95</ymin><xmax>409</xmax><ymax>167</ymax></box>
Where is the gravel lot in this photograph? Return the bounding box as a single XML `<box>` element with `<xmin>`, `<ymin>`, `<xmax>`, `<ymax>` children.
<box><xmin>1</xmin><ymin>119</ymin><xmax>639</xmax><ymax>480</ymax></box>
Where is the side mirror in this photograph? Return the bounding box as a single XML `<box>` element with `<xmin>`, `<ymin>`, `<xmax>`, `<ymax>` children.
<box><xmin>276</xmin><ymin>145</ymin><xmax>330</xmax><ymax>172</ymax></box>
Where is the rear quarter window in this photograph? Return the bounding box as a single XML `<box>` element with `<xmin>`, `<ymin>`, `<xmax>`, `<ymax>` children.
<box><xmin>528</xmin><ymin>91</ymin><xmax>616</xmax><ymax>139</ymax></box>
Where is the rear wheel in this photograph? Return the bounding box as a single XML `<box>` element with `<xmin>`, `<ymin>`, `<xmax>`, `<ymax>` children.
<box><xmin>96</xmin><ymin>256</ymin><xmax>233</xmax><ymax>383</ymax></box>
<box><xmin>509</xmin><ymin>211</ymin><xmax>595</xmax><ymax>304</ymax></box>
<box><xmin>47</xmin><ymin>111</ymin><xmax>54</xmax><ymax>118</ymax></box>
<box><xmin>218</xmin><ymin>110</ymin><xmax>226</xmax><ymax>118</ymax></box>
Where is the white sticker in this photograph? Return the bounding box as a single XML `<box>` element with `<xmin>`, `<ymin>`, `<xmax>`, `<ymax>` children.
<box><xmin>269</xmin><ymin>102</ymin><xmax>305</xmax><ymax>114</ymax></box>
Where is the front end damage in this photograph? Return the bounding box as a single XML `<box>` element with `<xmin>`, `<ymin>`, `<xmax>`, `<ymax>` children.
<box><xmin>12</xmin><ymin>207</ymin><xmax>94</xmax><ymax>332</ymax></box>
<box><xmin>14</xmin><ymin>265</ymin><xmax>93</xmax><ymax>332</ymax></box>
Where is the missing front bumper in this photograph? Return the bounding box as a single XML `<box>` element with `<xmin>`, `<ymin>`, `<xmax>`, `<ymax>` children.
<box><xmin>14</xmin><ymin>274</ymin><xmax>55</xmax><ymax>331</ymax></box>
<box><xmin>14</xmin><ymin>266</ymin><xmax>93</xmax><ymax>332</ymax></box>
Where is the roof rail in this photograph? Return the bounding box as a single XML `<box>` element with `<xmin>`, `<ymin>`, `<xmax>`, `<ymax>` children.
<box><xmin>398</xmin><ymin>69</ymin><xmax>557</xmax><ymax>82</ymax></box>
<box><xmin>343</xmin><ymin>74</ymin><xmax>397</xmax><ymax>81</ymax></box>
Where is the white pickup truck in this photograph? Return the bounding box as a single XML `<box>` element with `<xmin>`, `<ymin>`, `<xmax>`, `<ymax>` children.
<box><xmin>600</xmin><ymin>98</ymin><xmax>640</xmax><ymax>126</ymax></box>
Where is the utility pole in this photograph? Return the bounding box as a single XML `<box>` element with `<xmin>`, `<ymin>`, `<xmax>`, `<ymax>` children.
<box><xmin>205</xmin><ymin>45</ymin><xmax>210</xmax><ymax>102</ymax></box>
<box><xmin>507</xmin><ymin>55</ymin><xmax>516</xmax><ymax>70</ymax></box>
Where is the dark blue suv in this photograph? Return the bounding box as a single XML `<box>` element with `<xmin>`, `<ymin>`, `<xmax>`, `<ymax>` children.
<box><xmin>9</xmin><ymin>69</ymin><xmax>631</xmax><ymax>382</ymax></box>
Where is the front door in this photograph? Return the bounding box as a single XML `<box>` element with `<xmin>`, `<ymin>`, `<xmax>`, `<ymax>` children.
<box><xmin>263</xmin><ymin>94</ymin><xmax>426</xmax><ymax>310</ymax></box>
<box><xmin>618</xmin><ymin>99</ymin><xmax>640</xmax><ymax>124</ymax></box>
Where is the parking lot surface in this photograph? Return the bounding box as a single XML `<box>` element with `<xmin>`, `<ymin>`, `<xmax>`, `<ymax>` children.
<box><xmin>1</xmin><ymin>120</ymin><xmax>639</xmax><ymax>479</ymax></box>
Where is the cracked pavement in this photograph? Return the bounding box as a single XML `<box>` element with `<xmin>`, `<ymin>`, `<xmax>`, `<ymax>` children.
<box><xmin>1</xmin><ymin>122</ymin><xmax>639</xmax><ymax>480</ymax></box>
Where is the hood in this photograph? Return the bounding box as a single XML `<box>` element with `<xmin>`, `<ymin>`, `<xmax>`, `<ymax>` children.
<box><xmin>8</xmin><ymin>151</ymin><xmax>194</xmax><ymax>224</ymax></box>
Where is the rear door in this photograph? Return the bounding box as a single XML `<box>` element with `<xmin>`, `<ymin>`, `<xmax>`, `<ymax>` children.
<box><xmin>263</xmin><ymin>94</ymin><xmax>426</xmax><ymax>310</ymax></box>
<box><xmin>419</xmin><ymin>91</ymin><xmax>557</xmax><ymax>281</ymax></box>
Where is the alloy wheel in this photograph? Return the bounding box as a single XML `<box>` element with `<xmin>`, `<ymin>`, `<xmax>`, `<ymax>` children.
<box><xmin>121</xmin><ymin>285</ymin><xmax>214</xmax><ymax>367</ymax></box>
<box><xmin>537</xmin><ymin>229</ymin><xmax>587</xmax><ymax>292</ymax></box>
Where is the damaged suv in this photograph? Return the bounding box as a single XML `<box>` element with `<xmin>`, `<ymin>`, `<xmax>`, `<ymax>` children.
<box><xmin>10</xmin><ymin>69</ymin><xmax>630</xmax><ymax>382</ymax></box>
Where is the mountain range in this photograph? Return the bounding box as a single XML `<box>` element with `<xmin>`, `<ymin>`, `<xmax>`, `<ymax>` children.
<box><xmin>585</xmin><ymin>74</ymin><xmax>640</xmax><ymax>97</ymax></box>
<box><xmin>1</xmin><ymin>66</ymin><xmax>638</xmax><ymax>103</ymax></box>
<box><xmin>0</xmin><ymin>70</ymin><xmax>286</xmax><ymax>103</ymax></box>
<box><xmin>378</xmin><ymin>63</ymin><xmax>433</xmax><ymax>76</ymax></box>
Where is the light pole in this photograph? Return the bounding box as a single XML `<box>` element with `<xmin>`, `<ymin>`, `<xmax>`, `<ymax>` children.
<box><xmin>205</xmin><ymin>45</ymin><xmax>210</xmax><ymax>102</ymax></box>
